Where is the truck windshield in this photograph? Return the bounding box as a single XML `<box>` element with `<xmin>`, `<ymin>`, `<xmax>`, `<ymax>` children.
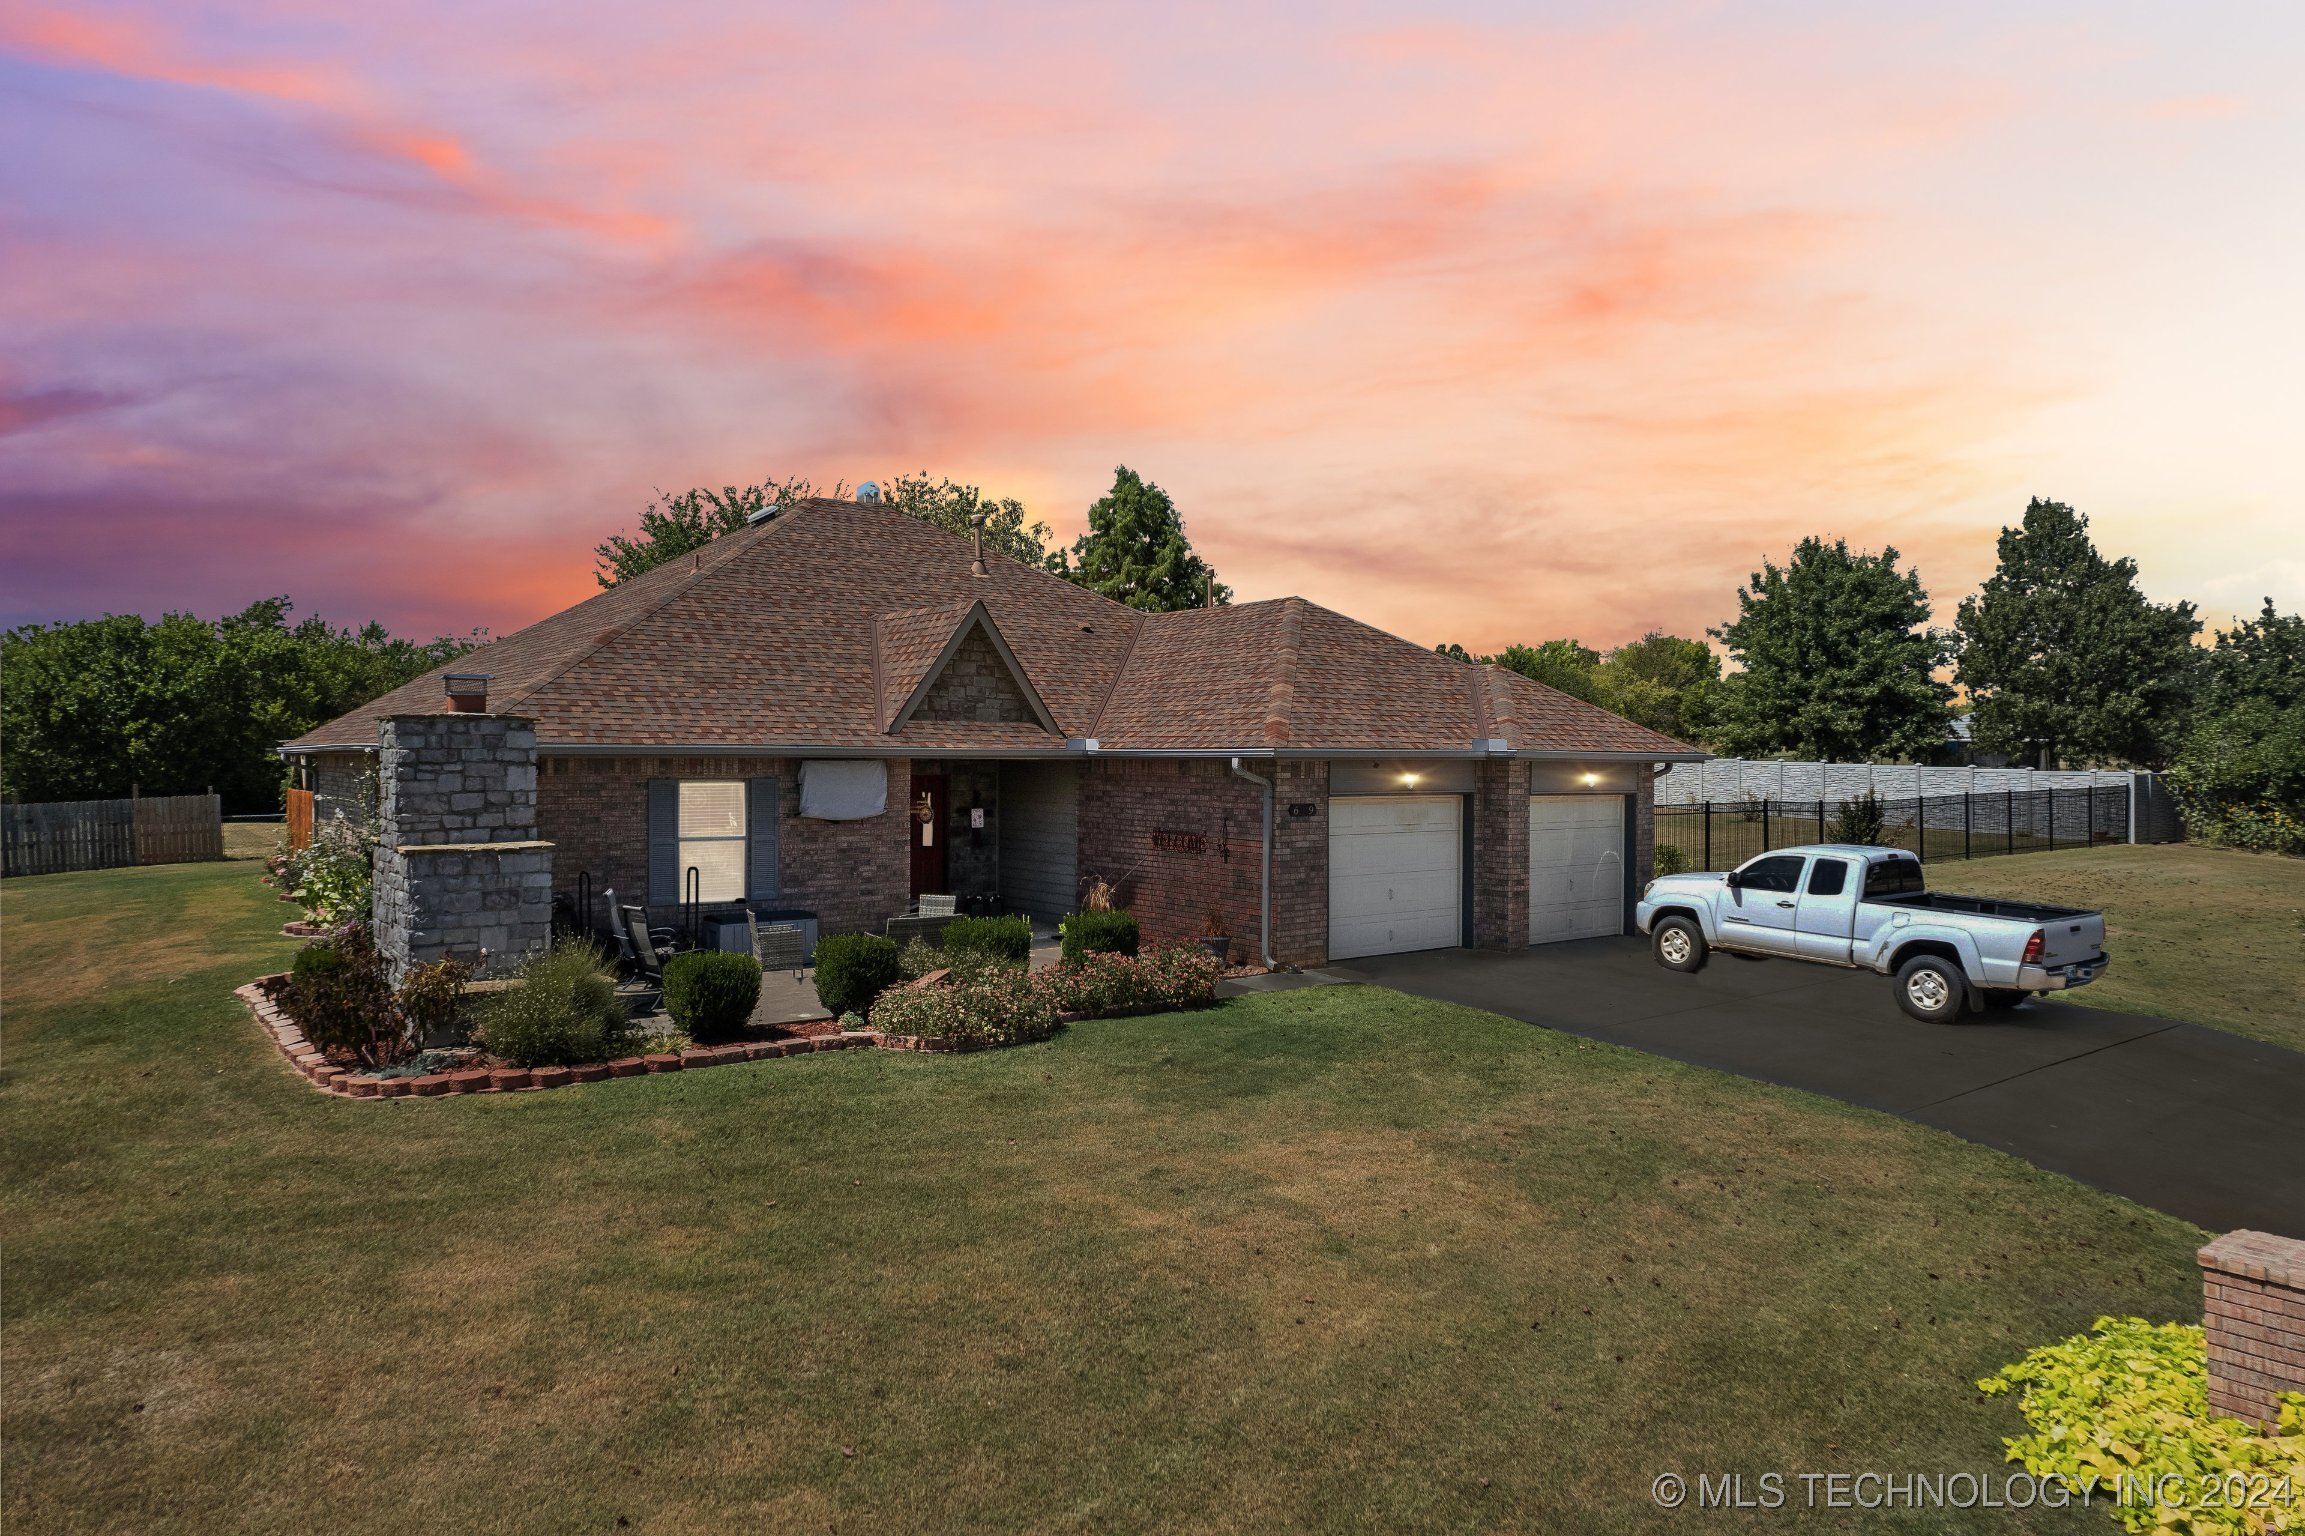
<box><xmin>1863</xmin><ymin>859</ymin><xmax>1926</xmax><ymax>897</ymax></box>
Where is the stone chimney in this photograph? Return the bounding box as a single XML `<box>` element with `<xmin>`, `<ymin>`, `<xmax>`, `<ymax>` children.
<box><xmin>370</xmin><ymin>710</ymin><xmax>552</xmax><ymax>981</ymax></box>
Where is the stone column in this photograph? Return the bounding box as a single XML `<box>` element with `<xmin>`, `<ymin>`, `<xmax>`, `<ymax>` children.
<box><xmin>371</xmin><ymin>712</ymin><xmax>553</xmax><ymax>981</ymax></box>
<box><xmin>2198</xmin><ymin>1230</ymin><xmax>2305</xmax><ymax>1428</ymax></box>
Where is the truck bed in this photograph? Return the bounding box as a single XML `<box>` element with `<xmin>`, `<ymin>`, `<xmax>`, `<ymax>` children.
<box><xmin>1865</xmin><ymin>891</ymin><xmax>2094</xmax><ymax>923</ymax></box>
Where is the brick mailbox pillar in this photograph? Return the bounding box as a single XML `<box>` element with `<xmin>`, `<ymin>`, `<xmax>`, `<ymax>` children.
<box><xmin>2198</xmin><ymin>1229</ymin><xmax>2305</xmax><ymax>1427</ymax></box>
<box><xmin>372</xmin><ymin>710</ymin><xmax>553</xmax><ymax>981</ymax></box>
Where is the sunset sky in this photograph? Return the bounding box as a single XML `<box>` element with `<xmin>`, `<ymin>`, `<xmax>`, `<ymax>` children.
<box><xmin>3</xmin><ymin>1</ymin><xmax>2299</xmax><ymax>654</ymax></box>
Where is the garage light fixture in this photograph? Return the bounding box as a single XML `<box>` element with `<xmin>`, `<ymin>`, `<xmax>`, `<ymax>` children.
<box><xmin>1580</xmin><ymin>771</ymin><xmax>1600</xmax><ymax>786</ymax></box>
<box><xmin>1399</xmin><ymin>771</ymin><xmax>1422</xmax><ymax>787</ymax></box>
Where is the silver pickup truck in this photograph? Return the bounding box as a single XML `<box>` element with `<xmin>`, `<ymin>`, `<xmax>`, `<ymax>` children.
<box><xmin>1635</xmin><ymin>844</ymin><xmax>2109</xmax><ymax>1022</ymax></box>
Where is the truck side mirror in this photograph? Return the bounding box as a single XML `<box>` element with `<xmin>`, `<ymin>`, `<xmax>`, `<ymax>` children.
<box><xmin>1724</xmin><ymin>870</ymin><xmax>1741</xmax><ymax>890</ymax></box>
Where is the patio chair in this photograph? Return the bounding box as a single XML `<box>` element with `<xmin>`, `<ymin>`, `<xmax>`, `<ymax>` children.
<box><xmin>745</xmin><ymin>909</ymin><xmax>809</xmax><ymax>980</ymax></box>
<box><xmin>618</xmin><ymin>903</ymin><xmax>684</xmax><ymax>982</ymax></box>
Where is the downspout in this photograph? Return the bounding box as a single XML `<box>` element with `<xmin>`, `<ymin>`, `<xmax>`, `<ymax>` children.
<box><xmin>1230</xmin><ymin>756</ymin><xmax>1275</xmax><ymax>969</ymax></box>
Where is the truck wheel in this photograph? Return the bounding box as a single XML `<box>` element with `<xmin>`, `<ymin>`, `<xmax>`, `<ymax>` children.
<box><xmin>1895</xmin><ymin>956</ymin><xmax>1973</xmax><ymax>1023</ymax></box>
<box><xmin>1980</xmin><ymin>989</ymin><xmax>2027</xmax><ymax>1010</ymax></box>
<box><xmin>1652</xmin><ymin>917</ymin><xmax>1707</xmax><ymax>973</ymax></box>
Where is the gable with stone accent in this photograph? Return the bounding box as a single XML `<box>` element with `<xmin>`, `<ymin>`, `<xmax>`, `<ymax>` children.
<box><xmin>914</xmin><ymin>624</ymin><xmax>1038</xmax><ymax>724</ymax></box>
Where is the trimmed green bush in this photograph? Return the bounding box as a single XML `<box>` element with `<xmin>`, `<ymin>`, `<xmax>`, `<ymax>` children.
<box><xmin>662</xmin><ymin>950</ymin><xmax>762</xmax><ymax>1041</ymax></box>
<box><xmin>1060</xmin><ymin>908</ymin><xmax>1139</xmax><ymax>962</ymax></box>
<box><xmin>940</xmin><ymin>914</ymin><xmax>1032</xmax><ymax>965</ymax></box>
<box><xmin>812</xmin><ymin>933</ymin><xmax>901</xmax><ymax>1018</ymax></box>
<box><xmin>1651</xmin><ymin>844</ymin><xmax>1689</xmax><ymax>878</ymax></box>
<box><xmin>475</xmin><ymin>941</ymin><xmax>631</xmax><ymax>1067</ymax></box>
<box><xmin>289</xmin><ymin>923</ymin><xmax>400</xmax><ymax>1063</ymax></box>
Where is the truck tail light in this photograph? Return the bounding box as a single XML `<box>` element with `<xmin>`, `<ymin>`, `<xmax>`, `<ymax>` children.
<box><xmin>2021</xmin><ymin>929</ymin><xmax>2045</xmax><ymax>964</ymax></box>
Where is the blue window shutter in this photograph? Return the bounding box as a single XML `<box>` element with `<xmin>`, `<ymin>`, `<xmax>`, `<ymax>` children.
<box><xmin>747</xmin><ymin>777</ymin><xmax>780</xmax><ymax>902</ymax></box>
<box><xmin>647</xmin><ymin>779</ymin><xmax>679</xmax><ymax>905</ymax></box>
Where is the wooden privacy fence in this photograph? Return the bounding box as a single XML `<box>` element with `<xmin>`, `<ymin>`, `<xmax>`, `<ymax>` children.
<box><xmin>286</xmin><ymin>787</ymin><xmax>315</xmax><ymax>851</ymax></box>
<box><xmin>1</xmin><ymin>794</ymin><xmax>224</xmax><ymax>877</ymax></box>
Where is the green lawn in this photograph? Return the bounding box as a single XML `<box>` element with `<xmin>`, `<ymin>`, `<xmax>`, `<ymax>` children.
<box><xmin>3</xmin><ymin>862</ymin><xmax>2209</xmax><ymax>1533</ymax></box>
<box><xmin>1942</xmin><ymin>843</ymin><xmax>2305</xmax><ymax>1053</ymax></box>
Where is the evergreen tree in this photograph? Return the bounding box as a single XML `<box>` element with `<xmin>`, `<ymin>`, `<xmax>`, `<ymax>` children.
<box><xmin>1708</xmin><ymin>537</ymin><xmax>1951</xmax><ymax>761</ymax></box>
<box><xmin>1953</xmin><ymin>499</ymin><xmax>2200</xmax><ymax>768</ymax></box>
<box><xmin>1054</xmin><ymin>466</ymin><xmax>1229</xmax><ymax>611</ymax></box>
<box><xmin>2165</xmin><ymin>599</ymin><xmax>2305</xmax><ymax>850</ymax></box>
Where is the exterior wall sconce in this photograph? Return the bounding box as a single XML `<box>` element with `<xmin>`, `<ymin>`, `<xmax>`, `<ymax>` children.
<box><xmin>1399</xmin><ymin>771</ymin><xmax>1422</xmax><ymax>788</ymax></box>
<box><xmin>1580</xmin><ymin>771</ymin><xmax>1600</xmax><ymax>786</ymax></box>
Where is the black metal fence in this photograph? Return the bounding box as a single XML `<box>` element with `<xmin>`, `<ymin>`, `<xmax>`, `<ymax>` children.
<box><xmin>1654</xmin><ymin>787</ymin><xmax>2129</xmax><ymax>875</ymax></box>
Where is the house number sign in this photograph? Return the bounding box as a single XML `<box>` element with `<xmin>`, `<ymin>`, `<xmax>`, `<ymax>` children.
<box><xmin>1149</xmin><ymin>828</ymin><xmax>1207</xmax><ymax>854</ymax></box>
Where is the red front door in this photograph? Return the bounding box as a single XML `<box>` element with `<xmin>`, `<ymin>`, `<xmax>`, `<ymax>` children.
<box><xmin>910</xmin><ymin>774</ymin><xmax>948</xmax><ymax>898</ymax></box>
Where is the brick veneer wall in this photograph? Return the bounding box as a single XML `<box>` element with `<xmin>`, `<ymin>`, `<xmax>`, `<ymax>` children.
<box><xmin>1471</xmin><ymin>758</ymin><xmax>1532</xmax><ymax>949</ymax></box>
<box><xmin>306</xmin><ymin>752</ymin><xmax>374</xmax><ymax>825</ymax></box>
<box><xmin>1269</xmin><ymin>760</ymin><xmax>1329</xmax><ymax>966</ymax></box>
<box><xmin>2198</xmin><ymin>1229</ymin><xmax>2305</xmax><ymax>1427</ymax></box>
<box><xmin>537</xmin><ymin>755</ymin><xmax>911</xmax><ymax>939</ymax></box>
<box><xmin>1079</xmin><ymin>758</ymin><xmax>1276</xmax><ymax>957</ymax></box>
<box><xmin>372</xmin><ymin>713</ymin><xmax>552</xmax><ymax>981</ymax></box>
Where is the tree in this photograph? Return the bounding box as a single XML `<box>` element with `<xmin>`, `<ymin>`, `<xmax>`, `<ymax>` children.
<box><xmin>1054</xmin><ymin>466</ymin><xmax>1230</xmax><ymax>611</ymax></box>
<box><xmin>881</xmin><ymin>472</ymin><xmax>1054</xmax><ymax>567</ymax></box>
<box><xmin>1953</xmin><ymin>499</ymin><xmax>2201</xmax><ymax>769</ymax></box>
<box><xmin>1590</xmin><ymin>632</ymin><xmax>1723</xmax><ymax>743</ymax></box>
<box><xmin>2165</xmin><ymin>599</ymin><xmax>2305</xmax><ymax>851</ymax></box>
<box><xmin>1487</xmin><ymin>640</ymin><xmax>1600</xmax><ymax>701</ymax></box>
<box><xmin>1434</xmin><ymin>642</ymin><xmax>1474</xmax><ymax>662</ymax></box>
<box><xmin>593</xmin><ymin>479</ymin><xmax>825</xmax><ymax>586</ymax></box>
<box><xmin>1707</xmin><ymin>537</ymin><xmax>1951</xmax><ymax>761</ymax></box>
<box><xmin>0</xmin><ymin>599</ymin><xmax>479</xmax><ymax>813</ymax></box>
<box><xmin>592</xmin><ymin>472</ymin><xmax>1056</xmax><ymax>585</ymax></box>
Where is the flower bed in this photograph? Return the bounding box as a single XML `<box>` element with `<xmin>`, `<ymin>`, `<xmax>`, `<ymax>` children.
<box><xmin>865</xmin><ymin>944</ymin><xmax>1224</xmax><ymax>1051</ymax></box>
<box><xmin>239</xmin><ymin>977</ymin><xmax>865</xmax><ymax>1099</ymax></box>
<box><xmin>239</xmin><ymin>943</ymin><xmax>1228</xmax><ymax>1096</ymax></box>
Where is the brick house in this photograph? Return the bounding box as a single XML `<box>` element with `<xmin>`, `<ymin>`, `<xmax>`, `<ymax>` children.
<box><xmin>285</xmin><ymin>494</ymin><xmax>1700</xmax><ymax>969</ymax></box>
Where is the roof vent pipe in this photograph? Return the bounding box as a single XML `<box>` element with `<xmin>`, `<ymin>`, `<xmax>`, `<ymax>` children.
<box><xmin>969</xmin><ymin>512</ymin><xmax>988</xmax><ymax>578</ymax></box>
<box><xmin>1229</xmin><ymin>756</ymin><xmax>1275</xmax><ymax>970</ymax></box>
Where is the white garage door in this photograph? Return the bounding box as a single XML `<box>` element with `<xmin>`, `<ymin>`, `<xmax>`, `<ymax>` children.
<box><xmin>1329</xmin><ymin>795</ymin><xmax>1463</xmax><ymax>960</ymax></box>
<box><xmin>1529</xmin><ymin>795</ymin><xmax>1625</xmax><ymax>944</ymax></box>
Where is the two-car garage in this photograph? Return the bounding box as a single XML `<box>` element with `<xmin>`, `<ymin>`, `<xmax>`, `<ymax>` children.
<box><xmin>1324</xmin><ymin>781</ymin><xmax>1633</xmax><ymax>961</ymax></box>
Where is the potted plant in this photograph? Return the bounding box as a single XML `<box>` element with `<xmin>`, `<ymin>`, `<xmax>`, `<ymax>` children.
<box><xmin>1199</xmin><ymin>906</ymin><xmax>1231</xmax><ymax>966</ymax></box>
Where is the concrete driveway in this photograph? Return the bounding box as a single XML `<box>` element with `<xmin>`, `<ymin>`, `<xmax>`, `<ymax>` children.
<box><xmin>1328</xmin><ymin>939</ymin><xmax>2305</xmax><ymax>1234</ymax></box>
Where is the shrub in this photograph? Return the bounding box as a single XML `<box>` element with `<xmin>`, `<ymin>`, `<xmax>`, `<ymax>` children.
<box><xmin>940</xmin><ymin>914</ymin><xmax>1032</xmax><ymax>966</ymax></box>
<box><xmin>1032</xmin><ymin>945</ymin><xmax>1220</xmax><ymax>1017</ymax></box>
<box><xmin>1651</xmin><ymin>844</ymin><xmax>1689</xmax><ymax>878</ymax></box>
<box><xmin>898</xmin><ymin>935</ymin><xmax>944</xmax><ymax>981</ymax></box>
<box><xmin>1979</xmin><ymin>1317</ymin><xmax>2305</xmax><ymax>1535</ymax></box>
<box><xmin>475</xmin><ymin>941</ymin><xmax>632</xmax><ymax>1067</ymax></box>
<box><xmin>813</xmin><ymin>933</ymin><xmax>902</xmax><ymax>1018</ymax></box>
<box><xmin>869</xmin><ymin>974</ymin><xmax>1059</xmax><ymax>1047</ymax></box>
<box><xmin>1828</xmin><ymin>791</ymin><xmax>1887</xmax><ymax>846</ymax></box>
<box><xmin>290</xmin><ymin>923</ymin><xmax>400</xmax><ymax>1063</ymax></box>
<box><xmin>395</xmin><ymin>955</ymin><xmax>472</xmax><ymax>1047</ymax></box>
<box><xmin>1059</xmin><ymin>908</ymin><xmax>1140</xmax><ymax>962</ymax></box>
<box><xmin>662</xmin><ymin>950</ymin><xmax>761</xmax><ymax>1041</ymax></box>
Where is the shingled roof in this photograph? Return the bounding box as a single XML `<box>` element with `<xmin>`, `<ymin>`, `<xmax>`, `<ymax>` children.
<box><xmin>286</xmin><ymin>497</ymin><xmax>1698</xmax><ymax>759</ymax></box>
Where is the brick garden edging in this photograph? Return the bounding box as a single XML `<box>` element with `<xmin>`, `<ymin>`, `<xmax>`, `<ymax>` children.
<box><xmin>237</xmin><ymin>976</ymin><xmax>873</xmax><ymax>1099</ymax></box>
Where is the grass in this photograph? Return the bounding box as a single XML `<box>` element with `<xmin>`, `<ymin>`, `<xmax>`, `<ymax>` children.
<box><xmin>1944</xmin><ymin>843</ymin><xmax>2305</xmax><ymax>1053</ymax></box>
<box><xmin>2</xmin><ymin>862</ymin><xmax>2211</xmax><ymax>1533</ymax></box>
